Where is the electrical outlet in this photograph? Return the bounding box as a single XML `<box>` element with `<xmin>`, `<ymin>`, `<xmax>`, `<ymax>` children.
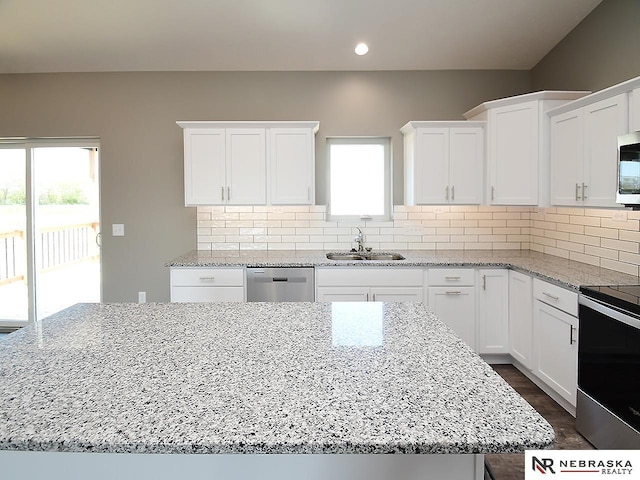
<box><xmin>112</xmin><ymin>224</ymin><xmax>125</xmax><ymax>236</ymax></box>
<box><xmin>138</xmin><ymin>291</ymin><xmax>146</xmax><ymax>303</ymax></box>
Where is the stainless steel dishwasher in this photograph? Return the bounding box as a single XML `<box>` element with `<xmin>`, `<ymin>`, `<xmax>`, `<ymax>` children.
<box><xmin>246</xmin><ymin>267</ymin><xmax>314</xmax><ymax>301</ymax></box>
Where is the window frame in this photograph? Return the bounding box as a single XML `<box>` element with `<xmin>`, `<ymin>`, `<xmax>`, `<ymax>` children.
<box><xmin>326</xmin><ymin>136</ymin><xmax>392</xmax><ymax>222</ymax></box>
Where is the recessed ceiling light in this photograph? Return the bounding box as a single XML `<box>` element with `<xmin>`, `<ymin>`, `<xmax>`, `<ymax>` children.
<box><xmin>354</xmin><ymin>43</ymin><xmax>369</xmax><ymax>56</ymax></box>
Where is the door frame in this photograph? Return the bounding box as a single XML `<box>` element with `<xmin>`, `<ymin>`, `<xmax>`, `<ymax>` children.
<box><xmin>0</xmin><ymin>138</ymin><xmax>101</xmax><ymax>326</ymax></box>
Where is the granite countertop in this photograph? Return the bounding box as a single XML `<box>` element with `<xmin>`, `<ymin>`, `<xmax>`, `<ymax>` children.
<box><xmin>0</xmin><ymin>302</ymin><xmax>554</xmax><ymax>455</ymax></box>
<box><xmin>166</xmin><ymin>249</ymin><xmax>640</xmax><ymax>290</ymax></box>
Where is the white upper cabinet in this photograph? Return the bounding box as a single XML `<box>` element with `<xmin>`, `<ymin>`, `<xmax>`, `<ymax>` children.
<box><xmin>226</xmin><ymin>128</ymin><xmax>266</xmax><ymax>205</ymax></box>
<box><xmin>550</xmin><ymin>93</ymin><xmax>628</xmax><ymax>207</ymax></box>
<box><xmin>268</xmin><ymin>128</ymin><xmax>315</xmax><ymax>205</ymax></box>
<box><xmin>183</xmin><ymin>128</ymin><xmax>226</xmax><ymax>205</ymax></box>
<box><xmin>489</xmin><ymin>101</ymin><xmax>539</xmax><ymax>205</ymax></box>
<box><xmin>632</xmin><ymin>88</ymin><xmax>640</xmax><ymax>132</ymax></box>
<box><xmin>178</xmin><ymin>121</ymin><xmax>319</xmax><ymax>207</ymax></box>
<box><xmin>402</xmin><ymin>121</ymin><xmax>484</xmax><ymax>205</ymax></box>
<box><xmin>464</xmin><ymin>91</ymin><xmax>588</xmax><ymax>206</ymax></box>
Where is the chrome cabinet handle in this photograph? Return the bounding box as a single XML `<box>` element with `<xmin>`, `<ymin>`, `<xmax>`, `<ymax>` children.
<box><xmin>366</xmin><ymin>292</ymin><xmax>370</xmax><ymax>301</ymax></box>
<box><xmin>451</xmin><ymin>186</ymin><xmax>455</xmax><ymax>201</ymax></box>
<box><xmin>199</xmin><ymin>277</ymin><xmax>216</xmax><ymax>282</ymax></box>
<box><xmin>221</xmin><ymin>186</ymin><xmax>224</xmax><ymax>201</ymax></box>
<box><xmin>372</xmin><ymin>293</ymin><xmax>376</xmax><ymax>301</ymax></box>
<box><xmin>482</xmin><ymin>274</ymin><xmax>486</xmax><ymax>291</ymax></box>
<box><xmin>575</xmin><ymin>183</ymin><xmax>581</xmax><ymax>201</ymax></box>
<box><xmin>570</xmin><ymin>325</ymin><xmax>577</xmax><ymax>345</ymax></box>
<box><xmin>542</xmin><ymin>291</ymin><xmax>560</xmax><ymax>301</ymax></box>
<box><xmin>582</xmin><ymin>183</ymin><xmax>587</xmax><ymax>200</ymax></box>
<box><xmin>491</xmin><ymin>186</ymin><xmax>495</xmax><ymax>201</ymax></box>
<box><xmin>227</xmin><ymin>186</ymin><xmax>231</xmax><ymax>201</ymax></box>
<box><xmin>308</xmin><ymin>186</ymin><xmax>311</xmax><ymax>202</ymax></box>
<box><xmin>445</xmin><ymin>290</ymin><xmax>462</xmax><ymax>295</ymax></box>
<box><xmin>445</xmin><ymin>276</ymin><xmax>461</xmax><ymax>281</ymax></box>
<box><xmin>445</xmin><ymin>186</ymin><xmax>449</xmax><ymax>201</ymax></box>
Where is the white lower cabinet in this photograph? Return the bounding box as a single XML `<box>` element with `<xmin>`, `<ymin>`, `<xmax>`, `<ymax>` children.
<box><xmin>532</xmin><ymin>279</ymin><xmax>579</xmax><ymax>408</ymax></box>
<box><xmin>476</xmin><ymin>269</ymin><xmax>509</xmax><ymax>354</ymax></box>
<box><xmin>315</xmin><ymin>268</ymin><xmax>424</xmax><ymax>302</ymax></box>
<box><xmin>427</xmin><ymin>268</ymin><xmax>475</xmax><ymax>349</ymax></box>
<box><xmin>533</xmin><ymin>301</ymin><xmax>578</xmax><ymax>406</ymax></box>
<box><xmin>508</xmin><ymin>270</ymin><xmax>533</xmax><ymax>369</ymax></box>
<box><xmin>170</xmin><ymin>267</ymin><xmax>245</xmax><ymax>302</ymax></box>
<box><xmin>316</xmin><ymin>286</ymin><xmax>424</xmax><ymax>302</ymax></box>
<box><xmin>428</xmin><ymin>287</ymin><xmax>476</xmax><ymax>349</ymax></box>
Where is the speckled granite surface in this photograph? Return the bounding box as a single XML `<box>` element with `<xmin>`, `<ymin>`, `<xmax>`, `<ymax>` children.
<box><xmin>166</xmin><ymin>249</ymin><xmax>640</xmax><ymax>290</ymax></box>
<box><xmin>0</xmin><ymin>302</ymin><xmax>554</xmax><ymax>454</ymax></box>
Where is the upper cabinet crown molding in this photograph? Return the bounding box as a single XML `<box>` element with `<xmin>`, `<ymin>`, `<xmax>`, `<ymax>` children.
<box><xmin>177</xmin><ymin>121</ymin><xmax>319</xmax><ymax>132</ymax></box>
<box><xmin>546</xmin><ymin>75</ymin><xmax>640</xmax><ymax>118</ymax></box>
<box><xmin>463</xmin><ymin>91</ymin><xmax>591</xmax><ymax>121</ymax></box>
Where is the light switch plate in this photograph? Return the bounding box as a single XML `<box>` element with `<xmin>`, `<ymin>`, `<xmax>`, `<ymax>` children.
<box><xmin>112</xmin><ymin>224</ymin><xmax>125</xmax><ymax>236</ymax></box>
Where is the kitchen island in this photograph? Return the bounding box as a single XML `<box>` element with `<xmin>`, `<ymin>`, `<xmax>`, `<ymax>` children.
<box><xmin>0</xmin><ymin>302</ymin><xmax>554</xmax><ymax>479</ymax></box>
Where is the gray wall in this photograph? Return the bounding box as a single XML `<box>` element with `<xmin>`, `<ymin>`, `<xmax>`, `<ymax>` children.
<box><xmin>531</xmin><ymin>0</ymin><xmax>640</xmax><ymax>91</ymax></box>
<box><xmin>0</xmin><ymin>70</ymin><xmax>530</xmax><ymax>302</ymax></box>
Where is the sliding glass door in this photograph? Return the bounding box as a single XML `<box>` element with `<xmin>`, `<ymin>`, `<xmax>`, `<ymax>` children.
<box><xmin>0</xmin><ymin>140</ymin><xmax>101</xmax><ymax>328</ymax></box>
<box><xmin>0</xmin><ymin>146</ymin><xmax>28</xmax><ymax>324</ymax></box>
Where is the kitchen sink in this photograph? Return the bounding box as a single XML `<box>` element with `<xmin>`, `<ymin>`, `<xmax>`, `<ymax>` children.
<box><xmin>326</xmin><ymin>253</ymin><xmax>365</xmax><ymax>260</ymax></box>
<box><xmin>325</xmin><ymin>252</ymin><xmax>405</xmax><ymax>261</ymax></box>
<box><xmin>365</xmin><ymin>253</ymin><xmax>405</xmax><ymax>260</ymax></box>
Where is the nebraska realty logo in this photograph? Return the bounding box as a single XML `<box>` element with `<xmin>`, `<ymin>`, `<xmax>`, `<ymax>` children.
<box><xmin>525</xmin><ymin>451</ymin><xmax>640</xmax><ymax>478</ymax></box>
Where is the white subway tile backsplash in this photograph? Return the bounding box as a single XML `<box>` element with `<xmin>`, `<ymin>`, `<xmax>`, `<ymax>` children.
<box><xmin>194</xmin><ymin>205</ymin><xmax>640</xmax><ymax>276</ymax></box>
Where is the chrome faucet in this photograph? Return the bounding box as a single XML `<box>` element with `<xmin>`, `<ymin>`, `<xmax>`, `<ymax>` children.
<box><xmin>354</xmin><ymin>227</ymin><xmax>364</xmax><ymax>252</ymax></box>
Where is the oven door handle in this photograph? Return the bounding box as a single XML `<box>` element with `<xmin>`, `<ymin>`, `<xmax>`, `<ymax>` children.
<box><xmin>579</xmin><ymin>295</ymin><xmax>640</xmax><ymax>330</ymax></box>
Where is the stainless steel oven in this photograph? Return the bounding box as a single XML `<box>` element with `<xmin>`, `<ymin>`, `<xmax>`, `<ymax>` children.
<box><xmin>577</xmin><ymin>285</ymin><xmax>640</xmax><ymax>449</ymax></box>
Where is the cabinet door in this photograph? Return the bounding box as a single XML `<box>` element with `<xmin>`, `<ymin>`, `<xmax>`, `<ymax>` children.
<box><xmin>183</xmin><ymin>128</ymin><xmax>226</xmax><ymax>206</ymax></box>
<box><xmin>533</xmin><ymin>300</ymin><xmax>578</xmax><ymax>406</ymax></box>
<box><xmin>449</xmin><ymin>127</ymin><xmax>483</xmax><ymax>204</ymax></box>
<box><xmin>632</xmin><ymin>88</ymin><xmax>640</xmax><ymax>133</ymax></box>
<box><xmin>269</xmin><ymin>128</ymin><xmax>314</xmax><ymax>205</ymax></box>
<box><xmin>488</xmin><ymin>102</ymin><xmax>539</xmax><ymax>205</ymax></box>
<box><xmin>550</xmin><ymin>109</ymin><xmax>584</xmax><ymax>206</ymax></box>
<box><xmin>509</xmin><ymin>270</ymin><xmax>533</xmax><ymax>369</ymax></box>
<box><xmin>414</xmin><ymin>128</ymin><xmax>449</xmax><ymax>204</ymax></box>
<box><xmin>370</xmin><ymin>287</ymin><xmax>424</xmax><ymax>302</ymax></box>
<box><xmin>476</xmin><ymin>269</ymin><xmax>509</xmax><ymax>354</ymax></box>
<box><xmin>316</xmin><ymin>287</ymin><xmax>369</xmax><ymax>302</ymax></box>
<box><xmin>226</xmin><ymin>129</ymin><xmax>266</xmax><ymax>205</ymax></box>
<box><xmin>583</xmin><ymin>93</ymin><xmax>628</xmax><ymax>208</ymax></box>
<box><xmin>428</xmin><ymin>286</ymin><xmax>476</xmax><ymax>349</ymax></box>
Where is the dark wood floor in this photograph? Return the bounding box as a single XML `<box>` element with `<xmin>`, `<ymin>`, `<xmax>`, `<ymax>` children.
<box><xmin>484</xmin><ymin>365</ymin><xmax>593</xmax><ymax>480</ymax></box>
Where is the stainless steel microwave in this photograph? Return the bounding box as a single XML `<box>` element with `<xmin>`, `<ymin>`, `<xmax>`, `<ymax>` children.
<box><xmin>617</xmin><ymin>132</ymin><xmax>640</xmax><ymax>208</ymax></box>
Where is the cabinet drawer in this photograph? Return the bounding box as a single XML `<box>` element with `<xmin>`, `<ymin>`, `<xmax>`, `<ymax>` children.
<box><xmin>533</xmin><ymin>278</ymin><xmax>578</xmax><ymax>317</ymax></box>
<box><xmin>170</xmin><ymin>268</ymin><xmax>245</xmax><ymax>287</ymax></box>
<box><xmin>428</xmin><ymin>268</ymin><xmax>475</xmax><ymax>286</ymax></box>
<box><xmin>315</xmin><ymin>268</ymin><xmax>423</xmax><ymax>287</ymax></box>
<box><xmin>171</xmin><ymin>286</ymin><xmax>244</xmax><ymax>302</ymax></box>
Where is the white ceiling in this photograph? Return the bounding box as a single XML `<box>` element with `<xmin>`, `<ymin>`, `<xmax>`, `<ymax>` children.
<box><xmin>0</xmin><ymin>0</ymin><xmax>603</xmax><ymax>74</ymax></box>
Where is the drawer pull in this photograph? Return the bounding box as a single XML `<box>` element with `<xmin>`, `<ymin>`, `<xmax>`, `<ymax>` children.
<box><xmin>445</xmin><ymin>276</ymin><xmax>461</xmax><ymax>281</ymax></box>
<box><xmin>542</xmin><ymin>292</ymin><xmax>560</xmax><ymax>301</ymax></box>
<box><xmin>199</xmin><ymin>277</ymin><xmax>216</xmax><ymax>282</ymax></box>
<box><xmin>445</xmin><ymin>290</ymin><xmax>462</xmax><ymax>295</ymax></box>
<box><xmin>570</xmin><ymin>325</ymin><xmax>577</xmax><ymax>345</ymax></box>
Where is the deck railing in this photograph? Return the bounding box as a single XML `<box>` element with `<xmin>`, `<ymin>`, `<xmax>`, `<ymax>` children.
<box><xmin>0</xmin><ymin>230</ymin><xmax>24</xmax><ymax>286</ymax></box>
<box><xmin>0</xmin><ymin>223</ymin><xmax>99</xmax><ymax>285</ymax></box>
